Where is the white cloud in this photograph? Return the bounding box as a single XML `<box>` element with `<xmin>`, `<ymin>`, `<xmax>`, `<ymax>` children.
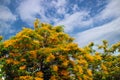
<box><xmin>55</xmin><ymin>0</ymin><xmax>120</xmax><ymax>33</ymax></box>
<box><xmin>51</xmin><ymin>0</ymin><xmax>66</xmax><ymax>7</ymax></box>
<box><xmin>51</xmin><ymin>0</ymin><xmax>67</xmax><ymax>14</ymax></box>
<box><xmin>17</xmin><ymin>0</ymin><xmax>42</xmax><ymax>25</ymax></box>
<box><xmin>75</xmin><ymin>17</ymin><xmax>120</xmax><ymax>47</ymax></box>
<box><xmin>94</xmin><ymin>0</ymin><xmax>120</xmax><ymax>21</ymax></box>
<box><xmin>56</xmin><ymin>11</ymin><xmax>93</xmax><ymax>32</ymax></box>
<box><xmin>0</xmin><ymin>5</ymin><xmax>16</xmax><ymax>22</ymax></box>
<box><xmin>73</xmin><ymin>0</ymin><xmax>120</xmax><ymax>47</ymax></box>
<box><xmin>0</xmin><ymin>5</ymin><xmax>16</xmax><ymax>35</ymax></box>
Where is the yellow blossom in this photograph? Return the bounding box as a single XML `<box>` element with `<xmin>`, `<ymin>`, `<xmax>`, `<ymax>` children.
<box><xmin>19</xmin><ymin>65</ymin><xmax>26</xmax><ymax>70</ymax></box>
<box><xmin>19</xmin><ymin>76</ymin><xmax>33</xmax><ymax>80</ymax></box>
<box><xmin>35</xmin><ymin>77</ymin><xmax>43</xmax><ymax>80</ymax></box>
<box><xmin>35</xmin><ymin>71</ymin><xmax>43</xmax><ymax>77</ymax></box>
<box><xmin>6</xmin><ymin>58</ymin><xmax>13</xmax><ymax>64</ymax></box>
<box><xmin>13</xmin><ymin>60</ymin><xmax>19</xmax><ymax>65</ymax></box>
<box><xmin>62</xmin><ymin>60</ymin><xmax>69</xmax><ymax>67</ymax></box>
<box><xmin>59</xmin><ymin>55</ymin><xmax>65</xmax><ymax>61</ymax></box>
<box><xmin>61</xmin><ymin>70</ymin><xmax>69</xmax><ymax>76</ymax></box>
<box><xmin>21</xmin><ymin>58</ymin><xmax>26</xmax><ymax>62</ymax></box>
<box><xmin>83</xmin><ymin>74</ymin><xmax>89</xmax><ymax>80</ymax></box>
<box><xmin>87</xmin><ymin>69</ymin><xmax>92</xmax><ymax>76</ymax></box>
<box><xmin>30</xmin><ymin>51</ymin><xmax>37</xmax><ymax>58</ymax></box>
<box><xmin>77</xmin><ymin>65</ymin><xmax>83</xmax><ymax>74</ymax></box>
<box><xmin>46</xmin><ymin>53</ymin><xmax>55</xmax><ymax>62</ymax></box>
<box><xmin>52</xmin><ymin>65</ymin><xmax>58</xmax><ymax>72</ymax></box>
<box><xmin>85</xmin><ymin>54</ymin><xmax>94</xmax><ymax>62</ymax></box>
<box><xmin>78</xmin><ymin>59</ymin><xmax>87</xmax><ymax>66</ymax></box>
<box><xmin>101</xmin><ymin>63</ymin><xmax>107</xmax><ymax>71</ymax></box>
<box><xmin>50</xmin><ymin>76</ymin><xmax>57</xmax><ymax>80</ymax></box>
<box><xmin>95</xmin><ymin>53</ymin><xmax>102</xmax><ymax>60</ymax></box>
<box><xmin>74</xmin><ymin>65</ymin><xmax>83</xmax><ymax>74</ymax></box>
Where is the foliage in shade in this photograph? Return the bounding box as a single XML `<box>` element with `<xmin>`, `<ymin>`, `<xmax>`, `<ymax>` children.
<box><xmin>0</xmin><ymin>19</ymin><xmax>120</xmax><ymax>80</ymax></box>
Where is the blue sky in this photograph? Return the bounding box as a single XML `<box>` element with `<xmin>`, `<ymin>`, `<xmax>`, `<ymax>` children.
<box><xmin>0</xmin><ymin>0</ymin><xmax>120</xmax><ymax>46</ymax></box>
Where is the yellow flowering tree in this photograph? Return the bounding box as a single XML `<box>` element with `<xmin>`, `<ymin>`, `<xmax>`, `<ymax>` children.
<box><xmin>0</xmin><ymin>19</ymin><xmax>120</xmax><ymax>80</ymax></box>
<box><xmin>0</xmin><ymin>19</ymin><xmax>91</xmax><ymax>80</ymax></box>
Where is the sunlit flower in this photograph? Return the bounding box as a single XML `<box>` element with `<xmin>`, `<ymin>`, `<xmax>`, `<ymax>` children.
<box><xmin>35</xmin><ymin>71</ymin><xmax>43</xmax><ymax>77</ymax></box>
<box><xmin>62</xmin><ymin>60</ymin><xmax>69</xmax><ymax>67</ymax></box>
<box><xmin>87</xmin><ymin>69</ymin><xmax>92</xmax><ymax>76</ymax></box>
<box><xmin>35</xmin><ymin>77</ymin><xmax>43</xmax><ymax>80</ymax></box>
<box><xmin>85</xmin><ymin>54</ymin><xmax>94</xmax><ymax>62</ymax></box>
<box><xmin>6</xmin><ymin>58</ymin><xmax>13</xmax><ymax>64</ymax></box>
<box><xmin>13</xmin><ymin>60</ymin><xmax>19</xmax><ymax>65</ymax></box>
<box><xmin>21</xmin><ymin>58</ymin><xmax>26</xmax><ymax>62</ymax></box>
<box><xmin>52</xmin><ymin>65</ymin><xmax>58</xmax><ymax>72</ymax></box>
<box><xmin>61</xmin><ymin>70</ymin><xmax>69</xmax><ymax>76</ymax></box>
<box><xmin>19</xmin><ymin>65</ymin><xmax>26</xmax><ymax>70</ymax></box>
<box><xmin>50</xmin><ymin>76</ymin><xmax>57</xmax><ymax>80</ymax></box>
<box><xmin>30</xmin><ymin>51</ymin><xmax>37</xmax><ymax>58</ymax></box>
<box><xmin>101</xmin><ymin>63</ymin><xmax>107</xmax><ymax>71</ymax></box>
<box><xmin>46</xmin><ymin>53</ymin><xmax>55</xmax><ymax>62</ymax></box>
<box><xmin>19</xmin><ymin>76</ymin><xmax>33</xmax><ymax>80</ymax></box>
<box><xmin>95</xmin><ymin>52</ymin><xmax>102</xmax><ymax>60</ymax></box>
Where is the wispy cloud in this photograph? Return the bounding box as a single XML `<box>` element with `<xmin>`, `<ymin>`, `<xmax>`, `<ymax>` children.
<box><xmin>94</xmin><ymin>0</ymin><xmax>120</xmax><ymax>21</ymax></box>
<box><xmin>74</xmin><ymin>0</ymin><xmax>120</xmax><ymax>46</ymax></box>
<box><xmin>56</xmin><ymin>11</ymin><xmax>93</xmax><ymax>32</ymax></box>
<box><xmin>75</xmin><ymin>17</ymin><xmax>120</xmax><ymax>47</ymax></box>
<box><xmin>0</xmin><ymin>5</ymin><xmax>16</xmax><ymax>36</ymax></box>
<box><xmin>0</xmin><ymin>6</ymin><xmax>16</xmax><ymax>22</ymax></box>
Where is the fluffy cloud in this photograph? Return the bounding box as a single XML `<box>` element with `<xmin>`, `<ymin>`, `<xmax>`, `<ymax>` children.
<box><xmin>17</xmin><ymin>0</ymin><xmax>68</xmax><ymax>25</ymax></box>
<box><xmin>17</xmin><ymin>0</ymin><xmax>42</xmax><ymax>25</ymax></box>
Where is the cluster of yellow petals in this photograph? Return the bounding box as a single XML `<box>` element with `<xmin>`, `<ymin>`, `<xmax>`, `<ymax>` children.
<box><xmin>87</xmin><ymin>69</ymin><xmax>92</xmax><ymax>76</ymax></box>
<box><xmin>6</xmin><ymin>58</ymin><xmax>13</xmax><ymax>64</ymax></box>
<box><xmin>94</xmin><ymin>52</ymin><xmax>102</xmax><ymax>60</ymax></box>
<box><xmin>60</xmin><ymin>70</ymin><xmax>69</xmax><ymax>76</ymax></box>
<box><xmin>62</xmin><ymin>60</ymin><xmax>69</xmax><ymax>67</ymax></box>
<box><xmin>34</xmin><ymin>77</ymin><xmax>43</xmax><ymax>80</ymax></box>
<box><xmin>20</xmin><ymin>58</ymin><xmax>26</xmax><ymax>62</ymax></box>
<box><xmin>50</xmin><ymin>76</ymin><xmax>57</xmax><ymax>80</ymax></box>
<box><xmin>4</xmin><ymin>40</ymin><xmax>16</xmax><ymax>48</ymax></box>
<box><xmin>85</xmin><ymin>53</ymin><xmax>94</xmax><ymax>62</ymax></box>
<box><xmin>30</xmin><ymin>51</ymin><xmax>37</xmax><ymax>59</ymax></box>
<box><xmin>76</xmin><ymin>65</ymin><xmax>83</xmax><ymax>74</ymax></box>
<box><xmin>19</xmin><ymin>76</ymin><xmax>33</xmax><ymax>80</ymax></box>
<box><xmin>52</xmin><ymin>65</ymin><xmax>58</xmax><ymax>72</ymax></box>
<box><xmin>19</xmin><ymin>65</ymin><xmax>26</xmax><ymax>70</ymax></box>
<box><xmin>35</xmin><ymin>71</ymin><xmax>43</xmax><ymax>77</ymax></box>
<box><xmin>101</xmin><ymin>63</ymin><xmax>107</xmax><ymax>71</ymax></box>
<box><xmin>83</xmin><ymin>74</ymin><xmax>92</xmax><ymax>80</ymax></box>
<box><xmin>46</xmin><ymin>53</ymin><xmax>55</xmax><ymax>62</ymax></box>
